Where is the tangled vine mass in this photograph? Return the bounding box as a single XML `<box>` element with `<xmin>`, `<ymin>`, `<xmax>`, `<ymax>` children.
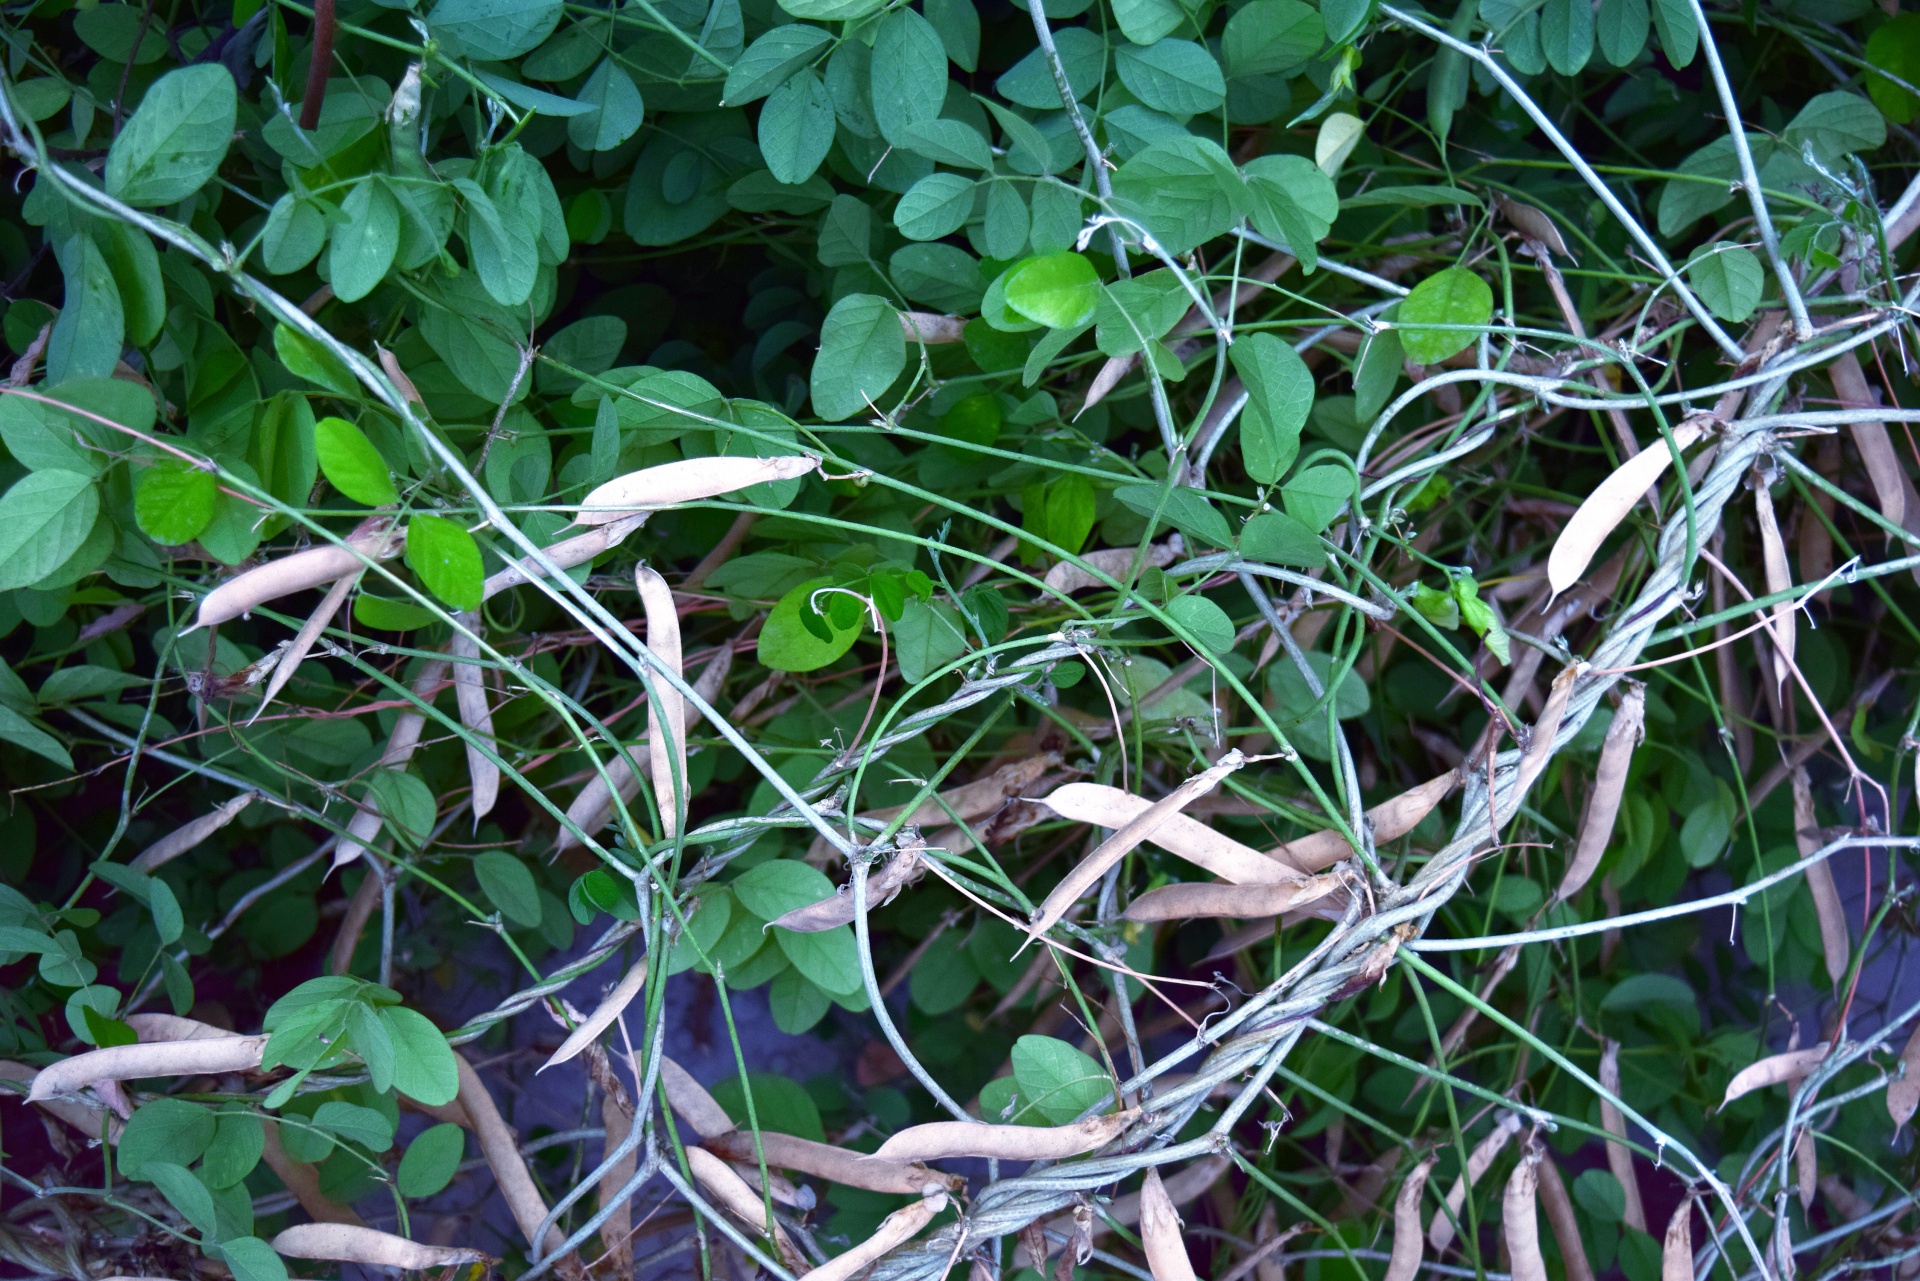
<box><xmin>9</xmin><ymin>0</ymin><xmax>1920</xmax><ymax>1278</ymax></box>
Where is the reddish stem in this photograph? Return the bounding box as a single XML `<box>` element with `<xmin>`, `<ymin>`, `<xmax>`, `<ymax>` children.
<box><xmin>298</xmin><ymin>0</ymin><xmax>336</xmax><ymax>132</ymax></box>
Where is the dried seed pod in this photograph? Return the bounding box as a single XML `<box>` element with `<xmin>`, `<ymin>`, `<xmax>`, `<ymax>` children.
<box><xmin>1496</xmin><ymin>195</ymin><xmax>1573</xmax><ymax>259</ymax></box>
<box><xmin>449</xmin><ymin>613</ymin><xmax>499</xmax><ymax>821</ymax></box>
<box><xmin>1079</xmin><ymin>356</ymin><xmax>1136</xmax><ymax>414</ymax></box>
<box><xmin>270</xmin><ymin>1224</ymin><xmax>490</xmax><ymax>1269</ymax></box>
<box><xmin>1547</xmin><ymin>422</ymin><xmax>1707</xmax><ymax>598</ymax></box>
<box><xmin>1028</xmin><ymin>754</ymin><xmax>1246</xmax><ymax>941</ymax></box>
<box><xmin>1042</xmin><ymin>783</ymin><xmax>1305</xmax><ymax>886</ymax></box>
<box><xmin>1662</xmin><ymin>1199</ymin><xmax>1694</xmax><ymax>1281</ymax></box>
<box><xmin>375</xmin><ymin>344</ymin><xmax>424</xmax><ymax>407</ymax></box>
<box><xmin>1794</xmin><ymin>1126</ymin><xmax>1817</xmax><ymax>1211</ymax></box>
<box><xmin>1830</xmin><ymin>350</ymin><xmax>1920</xmax><ymax>569</ymax></box>
<box><xmin>1556</xmin><ymin>683</ymin><xmax>1644</xmax><ymax>903</ymax></box>
<box><xmin>636</xmin><ymin>565</ymin><xmax>687</xmax><ymax>839</ymax></box>
<box><xmin>900</xmin><ymin>312</ymin><xmax>966</xmax><ymax>343</ymax></box>
<box><xmin>795</xmin><ymin>1191</ymin><xmax>947</xmax><ymax>1281</ymax></box>
<box><xmin>1534</xmin><ymin>1151</ymin><xmax>1595</xmax><ymax>1281</ymax></box>
<box><xmin>124</xmin><ymin>1013</ymin><xmax>232</xmax><ymax>1042</ymax></box>
<box><xmin>1043</xmin><ymin>540</ymin><xmax>1182</xmax><ymax>594</ymax></box>
<box><xmin>1753</xmin><ymin>479</ymin><xmax>1796</xmax><ymax>692</ymax></box>
<box><xmin>28</xmin><ymin>1035</ymin><xmax>267</xmax><ymax>1101</ymax></box>
<box><xmin>1268</xmin><ymin>771</ymin><xmax>1458</xmax><ymax>873</ymax></box>
<box><xmin>661</xmin><ymin>1055</ymin><xmax>737</xmax><ymax>1139</ymax></box>
<box><xmin>193</xmin><ymin>526</ymin><xmax>402</xmax><ymax>630</ymax></box>
<box><xmin>686</xmin><ymin>1146</ymin><xmax>805</xmax><ymax>1271</ymax></box>
<box><xmin>482</xmin><ymin>514</ymin><xmax>648</xmax><ymax>597</ymax></box>
<box><xmin>1722</xmin><ymin>1045</ymin><xmax>1829</xmax><ymax>1107</ymax></box>
<box><xmin>1887</xmin><ymin>1023</ymin><xmax>1920</xmax><ymax>1128</ymax></box>
<box><xmin>770</xmin><ymin>844</ymin><xmax>925</xmax><ymax>932</ymax></box>
<box><xmin>1504</xmin><ymin>1147</ymin><xmax>1547</xmax><ymax>1281</ymax></box>
<box><xmin>541</xmin><ymin>958</ymin><xmax>649</xmax><ymax>1071</ymax></box>
<box><xmin>1140</xmin><ymin>1168</ymin><xmax>1200</xmax><ymax>1281</ymax></box>
<box><xmin>807</xmin><ymin>753</ymin><xmax>1064</xmax><ymax>864</ymax></box>
<box><xmin>577</xmin><ymin>456</ymin><xmax>819</xmax><ymax>526</ymax></box>
<box><xmin>872</xmin><ymin>1110</ymin><xmax>1136</xmax><ymax>1163</ymax></box>
<box><xmin>1122</xmin><ymin>875</ymin><xmax>1343</xmax><ymax>922</ymax></box>
<box><xmin>1599</xmin><ymin>1040</ymin><xmax>1648</xmax><ymax>1232</ymax></box>
<box><xmin>331</xmin><ymin>660</ymin><xmax>448</xmax><ymax>872</ymax></box>
<box><xmin>1383</xmin><ymin>1155</ymin><xmax>1437</xmax><ymax>1281</ymax></box>
<box><xmin>1792</xmin><ymin>768</ymin><xmax>1849</xmax><ymax>989</ymax></box>
<box><xmin>1513</xmin><ymin>665</ymin><xmax>1579</xmax><ymax>801</ymax></box>
<box><xmin>261</xmin><ymin>1120</ymin><xmax>362</xmax><ymax>1226</ymax></box>
<box><xmin>456</xmin><ymin>1053</ymin><xmax>569</xmax><ymax>1260</ymax></box>
<box><xmin>0</xmin><ymin>1059</ymin><xmax>121</xmax><ymax>1143</ymax></box>
<box><xmin>254</xmin><ymin>570</ymin><xmax>358</xmax><ymax>718</ymax></box>
<box><xmin>1430</xmin><ymin>1113</ymin><xmax>1520</xmax><ymax>1252</ymax></box>
<box><xmin>130</xmin><ymin>792</ymin><xmax>257</xmax><ymax>872</ymax></box>
<box><xmin>705</xmin><ymin>1129</ymin><xmax>960</xmax><ymax>1195</ymax></box>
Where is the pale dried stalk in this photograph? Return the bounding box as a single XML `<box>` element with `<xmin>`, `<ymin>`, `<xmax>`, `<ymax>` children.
<box><xmin>1504</xmin><ymin>1147</ymin><xmax>1546</xmax><ymax>1281</ymax></box>
<box><xmin>193</xmin><ymin>526</ymin><xmax>402</xmax><ymax>629</ymax></box>
<box><xmin>1027</xmin><ymin>752</ymin><xmax>1245</xmax><ymax>940</ymax></box>
<box><xmin>455</xmin><ymin>1053</ymin><xmax>573</xmax><ymax>1265</ymax></box>
<box><xmin>872</xmin><ymin>1110</ymin><xmax>1134</xmax><ymax>1163</ymax></box>
<box><xmin>1430</xmin><ymin>1112</ymin><xmax>1520</xmax><ymax>1252</ymax></box>
<box><xmin>1140</xmin><ymin>1168</ymin><xmax>1199</xmax><ymax>1281</ymax></box>
<box><xmin>253</xmin><ymin>570</ymin><xmax>358</xmax><ymax>719</ymax></box>
<box><xmin>705</xmin><ymin>1130</ymin><xmax>960</xmax><ymax>1195</ymax></box>
<box><xmin>1753</xmin><ymin>480</ymin><xmax>1795</xmax><ymax>693</ymax></box>
<box><xmin>1722</xmin><ymin>1044</ymin><xmax>1829</xmax><ymax>1106</ymax></box>
<box><xmin>1014</xmin><ymin>1156</ymin><xmax>1231</xmax><ymax>1266</ymax></box>
<box><xmin>1123</xmin><ymin>875</ymin><xmax>1343</xmax><ymax>922</ymax></box>
<box><xmin>1383</xmin><ymin>1155</ymin><xmax>1437</xmax><ymax>1281</ymax></box>
<box><xmin>1534</xmin><ymin>1151</ymin><xmax>1595</xmax><ymax>1281</ymax></box>
<box><xmin>806</xmin><ymin>752</ymin><xmax>1062</xmax><ymax>863</ymax></box>
<box><xmin>1829</xmin><ymin>349</ymin><xmax>1920</xmax><ymax>565</ymax></box>
<box><xmin>636</xmin><ymin>565</ymin><xmax>687</xmax><ymax>839</ymax></box>
<box><xmin>661</xmin><ymin>1055</ymin><xmax>736</xmax><ymax>1139</ymax></box>
<box><xmin>333</xmin><ymin>659</ymin><xmax>448</xmax><ymax>871</ymax></box>
<box><xmin>542</xmin><ymin>957</ymin><xmax>649</xmax><ymax>1071</ymax></box>
<box><xmin>1599</xmin><ymin>1040</ymin><xmax>1647</xmax><ymax>1232</ymax></box>
<box><xmin>1268</xmin><ymin>770</ymin><xmax>1458</xmax><ymax>873</ymax></box>
<box><xmin>900</xmin><ymin>312</ymin><xmax>966</xmax><ymax>343</ymax></box>
<box><xmin>270</xmin><ymin>1224</ymin><xmax>489</xmax><ymax>1269</ymax></box>
<box><xmin>260</xmin><ymin>1121</ymin><xmax>362</xmax><ymax>1226</ymax></box>
<box><xmin>1547</xmin><ymin>422</ymin><xmax>1707</xmax><ymax>598</ymax></box>
<box><xmin>772</xmin><ymin>844</ymin><xmax>925</xmax><ymax>932</ymax></box>
<box><xmin>686</xmin><ymin>1146</ymin><xmax>804</xmax><ymax>1271</ymax></box>
<box><xmin>796</xmin><ymin>1192</ymin><xmax>947</xmax><ymax>1281</ymax></box>
<box><xmin>584</xmin><ymin>1043</ymin><xmax>635</xmax><ymax>1276</ymax></box>
<box><xmin>1662</xmin><ymin>1199</ymin><xmax>1694</xmax><ymax>1281</ymax></box>
<box><xmin>130</xmin><ymin>791</ymin><xmax>256</xmax><ymax>872</ymax></box>
<box><xmin>1888</xmin><ymin>1024</ymin><xmax>1920</xmax><ymax>1128</ymax></box>
<box><xmin>28</xmin><ymin>1035</ymin><xmax>266</xmax><ymax>1100</ymax></box>
<box><xmin>1041</xmin><ymin>783</ymin><xmax>1305</xmax><ymax>886</ymax></box>
<box><xmin>1555</xmin><ymin>684</ymin><xmax>1644</xmax><ymax>903</ymax></box>
<box><xmin>1791</xmin><ymin>768</ymin><xmax>1849</xmax><ymax>988</ymax></box>
<box><xmin>328</xmin><ymin>868</ymin><xmax>382</xmax><ymax>975</ymax></box>
<box><xmin>577</xmin><ymin>456</ymin><xmax>818</xmax><ymax>526</ymax></box>
<box><xmin>450</xmin><ymin>613</ymin><xmax>499</xmax><ymax>820</ymax></box>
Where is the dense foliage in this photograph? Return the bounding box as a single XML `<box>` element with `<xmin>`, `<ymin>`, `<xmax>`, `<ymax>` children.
<box><xmin>5</xmin><ymin>0</ymin><xmax>1920</xmax><ymax>1276</ymax></box>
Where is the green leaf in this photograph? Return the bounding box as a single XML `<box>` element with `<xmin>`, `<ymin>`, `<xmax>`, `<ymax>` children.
<box><xmin>1112</xmin><ymin>0</ymin><xmax>1184</xmax><ymax>44</ymax></box>
<box><xmin>1595</xmin><ymin>0</ymin><xmax>1647</xmax><ymax>66</ymax></box>
<box><xmin>759</xmin><ymin>576</ymin><xmax>864</xmax><ymax>671</ymax></box>
<box><xmin>1112</xmin><ymin>137</ymin><xmax>1247</xmax><ymax>256</ymax></box>
<box><xmin>895</xmin><ymin>173</ymin><xmax>976</xmax><ymax>240</ymax></box>
<box><xmin>1687</xmin><ymin>242</ymin><xmax>1764</xmax><ymax>323</ymax></box>
<box><xmin>1648</xmin><ymin>0</ymin><xmax>1695</xmax><ymax>67</ymax></box>
<box><xmin>405</xmin><ymin>515</ymin><xmax>484</xmax><ymax>612</ymax></box>
<box><xmin>1166</xmin><ymin>594</ymin><xmax>1234</xmax><ymax>654</ymax></box>
<box><xmin>201</xmin><ymin>1111</ymin><xmax>265</xmax><ymax>1189</ymax></box>
<box><xmin>1115</xmin><ymin>39</ymin><xmax>1225</xmax><ymax>114</ymax></box>
<box><xmin>1243</xmin><ymin>154</ymin><xmax>1339</xmax><ymax>271</ymax></box>
<box><xmin>428</xmin><ymin>0</ymin><xmax>563</xmax><ymax>60</ymax></box>
<box><xmin>0</xmin><ymin>470</ymin><xmax>99</xmax><ymax>592</ymax></box>
<box><xmin>1321</xmin><ymin>0</ymin><xmax>1373</xmax><ymax>43</ymax></box>
<box><xmin>148</xmin><ymin>1162</ymin><xmax>219</xmax><ymax>1240</ymax></box>
<box><xmin>397</xmin><ymin>1123</ymin><xmax>466</xmax><ymax>1197</ymax></box>
<box><xmin>378</xmin><ymin>1005</ymin><xmax>459</xmax><ymax>1106</ymax></box>
<box><xmin>133</xmin><ymin>460</ymin><xmax>217</xmax><ymax>546</ymax></box>
<box><xmin>1397</xmin><ymin>267</ymin><xmax>1492</xmax><ymax>366</ymax></box>
<box><xmin>315</xmin><ymin>417</ymin><xmax>399</xmax><ymax>506</ymax></box>
<box><xmin>1240</xmin><ymin>509</ymin><xmax>1326</xmax><ymax>568</ymax></box>
<box><xmin>892</xmin><ymin>598</ymin><xmax>970</xmax><ymax>683</ymax></box>
<box><xmin>996</xmin><ymin>26</ymin><xmax>1104</xmax><ymax>108</ymax></box>
<box><xmin>0</xmin><ymin>706</ymin><xmax>70</xmax><ymax>768</ymax></box>
<box><xmin>709</xmin><ymin>1071</ymin><xmax>828</xmax><ymax>1141</ymax></box>
<box><xmin>1003</xmin><ymin>253</ymin><xmax>1101</xmax><ymax>330</ymax></box>
<box><xmin>811</xmin><ymin>294</ymin><xmax>904</xmax><ymax>419</ymax></box>
<box><xmin>733</xmin><ymin>858</ymin><xmax>835</xmax><ymax>919</ymax></box>
<box><xmin>327</xmin><ymin>179</ymin><xmax>400</xmax><ymax>304</ymax></box>
<box><xmin>0</xmin><ymin>378</ymin><xmax>150</xmax><ymax>475</ymax></box>
<box><xmin>769</xmin><ymin>967</ymin><xmax>831</xmax><ymax>1032</ymax></box>
<box><xmin>872</xmin><ymin>8</ymin><xmax>947</xmax><ymax>146</ymax></box>
<box><xmin>1783</xmin><ymin>91</ymin><xmax>1886</xmax><ymax>166</ymax></box>
<box><xmin>346</xmin><ymin>1001</ymin><xmax>396</xmax><ymax>1093</ymax></box>
<box><xmin>457</xmin><ymin>179</ymin><xmax>539</xmax><ymax>309</ymax></box>
<box><xmin>569</xmin><ymin>59</ymin><xmax>645</xmax><ymax>153</ymax></box>
<box><xmin>474</xmin><ymin>70</ymin><xmax>595</xmax><ymax>118</ymax></box>
<box><xmin>47</xmin><ymin>233</ymin><xmax>124</xmax><ymax>383</ymax></box>
<box><xmin>759</xmin><ymin>70</ymin><xmax>837</xmax><ymax>185</ymax></box>
<box><xmin>121</xmin><ymin>1098</ymin><xmax>217</xmax><ymax>1179</ymax></box>
<box><xmin>366</xmin><ymin>768</ymin><xmax>437</xmax><ymax>847</ymax></box>
<box><xmin>95</xmin><ymin>219</ymin><xmax>164</xmax><ymax>346</ymax></box>
<box><xmin>724</xmin><ymin>24</ymin><xmax>833</xmax><ymax>104</ymax></box>
<box><xmin>1112</xmin><ymin>483</ymin><xmax>1233</xmax><ymax>548</ymax></box>
<box><xmin>1867</xmin><ymin>15</ymin><xmax>1920</xmax><ymax>125</ymax></box>
<box><xmin>105</xmin><ymin>66</ymin><xmax>237</xmax><ymax>206</ymax></box>
<box><xmin>898</xmin><ymin>118</ymin><xmax>994</xmax><ymax>170</ymax></box>
<box><xmin>1281</xmin><ymin>464</ymin><xmax>1351</xmax><ymax>533</ymax></box>
<box><xmin>667</xmin><ymin>891</ymin><xmax>733</xmax><ymax>974</ymax></box>
<box><xmin>476</xmin><ymin>850</ymin><xmax>544</xmax><ymax>928</ymax></box>
<box><xmin>1539</xmin><ymin>0</ymin><xmax>1593</xmax><ymax>75</ymax></box>
<box><xmin>273</xmin><ymin>325</ymin><xmax>357</xmax><ymax>396</ymax></box>
<box><xmin>1229</xmin><ymin>332</ymin><xmax>1312</xmax><ymax>484</ymax></box>
<box><xmin>1223</xmin><ymin>0</ymin><xmax>1323</xmax><ymax>73</ymax></box>
<box><xmin>217</xmin><ymin>1237</ymin><xmax>288</xmax><ymax>1281</ymax></box>
<box><xmin>313</xmin><ymin>1100</ymin><xmax>394</xmax><ymax>1152</ymax></box>
<box><xmin>1011</xmin><ymin>1035</ymin><xmax>1111</xmax><ymax>1124</ymax></box>
<box><xmin>776</xmin><ymin>924</ymin><xmax>864</xmax><ymax>995</ymax></box>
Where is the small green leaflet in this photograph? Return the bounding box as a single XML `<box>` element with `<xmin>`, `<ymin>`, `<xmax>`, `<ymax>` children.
<box><xmin>315</xmin><ymin>417</ymin><xmax>399</xmax><ymax>506</ymax></box>
<box><xmin>1011</xmin><ymin>1034</ymin><xmax>1112</xmax><ymax>1124</ymax></box>
<box><xmin>758</xmin><ymin>577</ymin><xmax>863</xmax><ymax>671</ymax></box>
<box><xmin>724</xmin><ymin>24</ymin><xmax>833</xmax><ymax>104</ymax></box>
<box><xmin>1003</xmin><ymin>252</ymin><xmax>1101</xmax><ymax>329</ymax></box>
<box><xmin>327</xmin><ymin>179</ymin><xmax>400</xmax><ymax>304</ymax></box>
<box><xmin>811</xmin><ymin>294</ymin><xmax>904</xmax><ymax>419</ymax></box>
<box><xmin>427</xmin><ymin>0</ymin><xmax>563</xmax><ymax>60</ymax></box>
<box><xmin>0</xmin><ymin>470</ymin><xmax>99</xmax><ymax>592</ymax></box>
<box><xmin>1687</xmin><ymin>242</ymin><xmax>1764</xmax><ymax>323</ymax></box>
<box><xmin>1229</xmin><ymin>332</ymin><xmax>1312</xmax><ymax>484</ymax></box>
<box><xmin>1166</xmin><ymin>593</ymin><xmax>1234</xmax><ymax>654</ymax></box>
<box><xmin>105</xmin><ymin>65</ymin><xmax>237</xmax><ymax>206</ymax></box>
<box><xmin>134</xmin><ymin>460</ymin><xmax>217</xmax><ymax>545</ymax></box>
<box><xmin>569</xmin><ymin>59</ymin><xmax>645</xmax><ymax>152</ymax></box>
<box><xmin>1397</xmin><ymin>267</ymin><xmax>1493</xmax><ymax>366</ymax></box>
<box><xmin>759</xmin><ymin>70</ymin><xmax>837</xmax><ymax>185</ymax></box>
<box><xmin>405</xmin><ymin>514</ymin><xmax>484</xmax><ymax>612</ymax></box>
<box><xmin>1113</xmin><ymin>483</ymin><xmax>1232</xmax><ymax>548</ymax></box>
<box><xmin>398</xmin><ymin>1123</ymin><xmax>466</xmax><ymax>1197</ymax></box>
<box><xmin>476</xmin><ymin>850</ymin><xmax>544</xmax><ymax>928</ymax></box>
